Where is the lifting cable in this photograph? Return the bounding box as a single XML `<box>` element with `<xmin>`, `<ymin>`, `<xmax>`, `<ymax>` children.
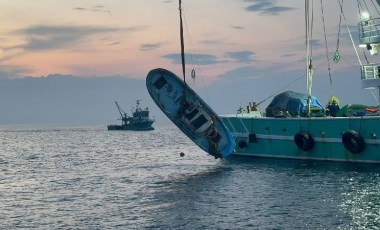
<box><xmin>320</xmin><ymin>0</ymin><xmax>334</xmax><ymax>95</ymax></box>
<box><xmin>338</xmin><ymin>0</ymin><xmax>362</xmax><ymax>65</ymax></box>
<box><xmin>333</xmin><ymin>0</ymin><xmax>343</xmax><ymax>65</ymax></box>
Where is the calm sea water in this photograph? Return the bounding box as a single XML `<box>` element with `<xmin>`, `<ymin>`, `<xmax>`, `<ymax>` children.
<box><xmin>1</xmin><ymin>123</ymin><xmax>380</xmax><ymax>229</ymax></box>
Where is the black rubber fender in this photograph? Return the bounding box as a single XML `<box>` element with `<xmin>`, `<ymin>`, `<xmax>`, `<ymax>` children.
<box><xmin>249</xmin><ymin>133</ymin><xmax>257</xmax><ymax>143</ymax></box>
<box><xmin>294</xmin><ymin>131</ymin><xmax>315</xmax><ymax>152</ymax></box>
<box><xmin>238</xmin><ymin>140</ymin><xmax>247</xmax><ymax>149</ymax></box>
<box><xmin>342</xmin><ymin>130</ymin><xmax>365</xmax><ymax>154</ymax></box>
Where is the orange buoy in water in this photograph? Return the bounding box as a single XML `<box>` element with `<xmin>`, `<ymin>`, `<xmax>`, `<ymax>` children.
<box><xmin>180</xmin><ymin>152</ymin><xmax>185</xmax><ymax>157</ymax></box>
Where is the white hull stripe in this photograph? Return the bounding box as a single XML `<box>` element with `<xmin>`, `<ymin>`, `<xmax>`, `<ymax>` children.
<box><xmin>225</xmin><ymin>119</ymin><xmax>237</xmax><ymax>133</ymax></box>
<box><xmin>232</xmin><ymin>153</ymin><xmax>380</xmax><ymax>164</ymax></box>
<box><xmin>232</xmin><ymin>132</ymin><xmax>380</xmax><ymax>145</ymax></box>
<box><xmin>238</xmin><ymin>119</ymin><xmax>249</xmax><ymax>133</ymax></box>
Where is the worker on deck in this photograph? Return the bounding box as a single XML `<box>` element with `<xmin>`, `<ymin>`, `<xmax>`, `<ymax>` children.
<box><xmin>326</xmin><ymin>96</ymin><xmax>340</xmax><ymax>117</ymax></box>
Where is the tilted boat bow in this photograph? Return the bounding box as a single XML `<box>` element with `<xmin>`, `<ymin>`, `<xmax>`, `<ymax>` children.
<box><xmin>146</xmin><ymin>68</ymin><xmax>235</xmax><ymax>158</ymax></box>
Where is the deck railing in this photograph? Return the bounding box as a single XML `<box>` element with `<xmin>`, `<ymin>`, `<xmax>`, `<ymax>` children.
<box><xmin>361</xmin><ymin>64</ymin><xmax>380</xmax><ymax>80</ymax></box>
<box><xmin>359</xmin><ymin>17</ymin><xmax>380</xmax><ymax>44</ymax></box>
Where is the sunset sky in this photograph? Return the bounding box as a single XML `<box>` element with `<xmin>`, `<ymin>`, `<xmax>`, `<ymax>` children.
<box><xmin>0</xmin><ymin>0</ymin><xmax>371</xmax><ymax>78</ymax></box>
<box><xmin>0</xmin><ymin>0</ymin><xmax>379</xmax><ymax>124</ymax></box>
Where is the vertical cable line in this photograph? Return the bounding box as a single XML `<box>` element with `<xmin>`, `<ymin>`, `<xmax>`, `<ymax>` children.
<box><xmin>320</xmin><ymin>0</ymin><xmax>334</xmax><ymax>95</ymax></box>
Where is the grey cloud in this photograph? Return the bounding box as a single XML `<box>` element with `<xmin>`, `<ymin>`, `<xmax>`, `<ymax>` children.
<box><xmin>218</xmin><ymin>66</ymin><xmax>258</xmax><ymax>80</ymax></box>
<box><xmin>162</xmin><ymin>53</ymin><xmax>221</xmax><ymax>65</ymax></box>
<box><xmin>200</xmin><ymin>40</ymin><xmax>222</xmax><ymax>45</ymax></box>
<box><xmin>73</xmin><ymin>5</ymin><xmax>113</xmax><ymax>18</ymax></box>
<box><xmin>280</xmin><ymin>53</ymin><xmax>297</xmax><ymax>58</ymax></box>
<box><xmin>244</xmin><ymin>0</ymin><xmax>295</xmax><ymax>15</ymax></box>
<box><xmin>94</xmin><ymin>5</ymin><xmax>106</xmax><ymax>9</ymax></box>
<box><xmin>232</xmin><ymin>25</ymin><xmax>244</xmax><ymax>30</ymax></box>
<box><xmin>225</xmin><ymin>51</ymin><xmax>255</xmax><ymax>63</ymax></box>
<box><xmin>73</xmin><ymin>7</ymin><xmax>86</xmax><ymax>11</ymax></box>
<box><xmin>9</xmin><ymin>25</ymin><xmax>141</xmax><ymax>52</ymax></box>
<box><xmin>140</xmin><ymin>43</ymin><xmax>164</xmax><ymax>51</ymax></box>
<box><xmin>218</xmin><ymin>60</ymin><xmax>302</xmax><ymax>81</ymax></box>
<box><xmin>308</xmin><ymin>39</ymin><xmax>322</xmax><ymax>47</ymax></box>
<box><xmin>108</xmin><ymin>42</ymin><xmax>121</xmax><ymax>46</ymax></box>
<box><xmin>0</xmin><ymin>65</ymin><xmax>36</xmax><ymax>79</ymax></box>
<box><xmin>73</xmin><ymin>5</ymin><xmax>107</xmax><ymax>11</ymax></box>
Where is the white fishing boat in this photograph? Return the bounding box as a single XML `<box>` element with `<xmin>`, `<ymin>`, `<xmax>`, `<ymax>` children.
<box><xmin>146</xmin><ymin>1</ymin><xmax>235</xmax><ymax>159</ymax></box>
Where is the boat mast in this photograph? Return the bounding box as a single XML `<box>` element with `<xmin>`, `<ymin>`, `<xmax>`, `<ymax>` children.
<box><xmin>179</xmin><ymin>0</ymin><xmax>186</xmax><ymax>86</ymax></box>
<box><xmin>305</xmin><ymin>0</ymin><xmax>313</xmax><ymax>116</ymax></box>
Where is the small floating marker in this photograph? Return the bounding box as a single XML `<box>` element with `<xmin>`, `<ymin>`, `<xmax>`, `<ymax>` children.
<box><xmin>180</xmin><ymin>152</ymin><xmax>185</xmax><ymax>157</ymax></box>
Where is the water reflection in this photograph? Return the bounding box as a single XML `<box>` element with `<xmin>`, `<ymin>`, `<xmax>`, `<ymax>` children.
<box><xmin>147</xmin><ymin>156</ymin><xmax>380</xmax><ymax>229</ymax></box>
<box><xmin>2</xmin><ymin>124</ymin><xmax>380</xmax><ymax>229</ymax></box>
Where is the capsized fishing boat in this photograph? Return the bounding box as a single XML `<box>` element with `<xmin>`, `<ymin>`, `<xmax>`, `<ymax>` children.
<box><xmin>107</xmin><ymin>100</ymin><xmax>155</xmax><ymax>131</ymax></box>
<box><xmin>220</xmin><ymin>0</ymin><xmax>380</xmax><ymax>163</ymax></box>
<box><xmin>146</xmin><ymin>1</ymin><xmax>235</xmax><ymax>159</ymax></box>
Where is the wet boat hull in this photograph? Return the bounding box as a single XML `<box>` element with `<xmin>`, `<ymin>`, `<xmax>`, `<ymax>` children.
<box><xmin>146</xmin><ymin>68</ymin><xmax>235</xmax><ymax>158</ymax></box>
<box><xmin>107</xmin><ymin>123</ymin><xmax>154</xmax><ymax>131</ymax></box>
<box><xmin>222</xmin><ymin>115</ymin><xmax>380</xmax><ymax>163</ymax></box>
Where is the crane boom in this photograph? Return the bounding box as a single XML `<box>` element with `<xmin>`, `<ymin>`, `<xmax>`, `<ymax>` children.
<box><xmin>115</xmin><ymin>101</ymin><xmax>126</xmax><ymax>119</ymax></box>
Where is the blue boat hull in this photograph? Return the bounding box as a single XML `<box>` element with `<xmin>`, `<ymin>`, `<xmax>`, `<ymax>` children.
<box><xmin>146</xmin><ymin>68</ymin><xmax>235</xmax><ymax>158</ymax></box>
<box><xmin>107</xmin><ymin>122</ymin><xmax>154</xmax><ymax>131</ymax></box>
<box><xmin>221</xmin><ymin>115</ymin><xmax>380</xmax><ymax>163</ymax></box>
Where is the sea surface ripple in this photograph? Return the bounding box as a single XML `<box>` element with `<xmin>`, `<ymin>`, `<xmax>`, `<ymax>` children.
<box><xmin>1</xmin><ymin>124</ymin><xmax>380</xmax><ymax>229</ymax></box>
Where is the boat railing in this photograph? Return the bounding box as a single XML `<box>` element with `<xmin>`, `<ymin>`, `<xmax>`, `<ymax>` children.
<box><xmin>359</xmin><ymin>17</ymin><xmax>380</xmax><ymax>45</ymax></box>
<box><xmin>361</xmin><ymin>64</ymin><xmax>380</xmax><ymax>80</ymax></box>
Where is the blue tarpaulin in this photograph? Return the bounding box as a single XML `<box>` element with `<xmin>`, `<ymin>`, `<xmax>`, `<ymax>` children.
<box><xmin>266</xmin><ymin>91</ymin><xmax>325</xmax><ymax>117</ymax></box>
